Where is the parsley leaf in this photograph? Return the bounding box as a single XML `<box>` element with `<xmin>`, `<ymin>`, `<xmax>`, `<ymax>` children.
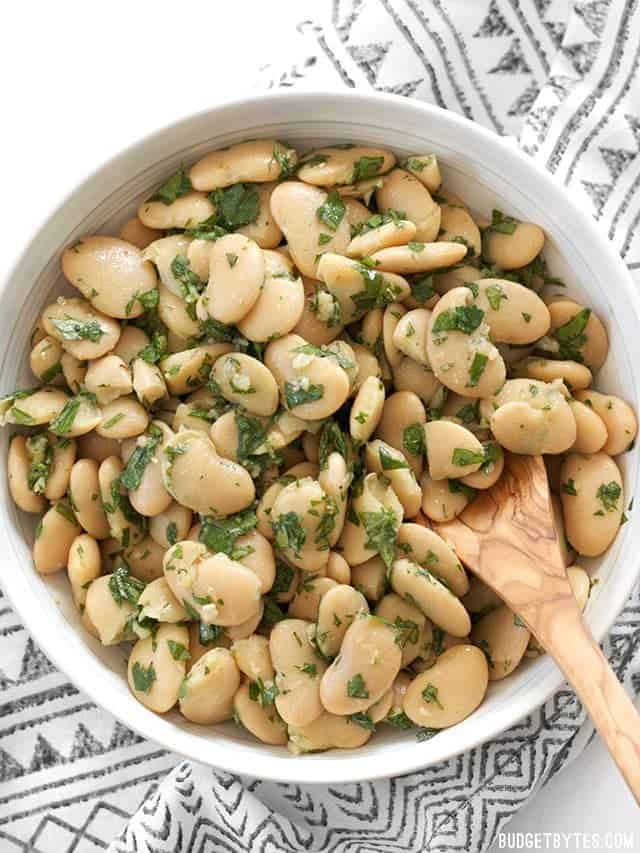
<box><xmin>485</xmin><ymin>284</ymin><xmax>507</xmax><ymax>311</ymax></box>
<box><xmin>167</xmin><ymin>640</ymin><xmax>191</xmax><ymax>661</ymax></box>
<box><xmin>316</xmin><ymin>190</ymin><xmax>346</xmax><ymax>231</ymax></box>
<box><xmin>249</xmin><ymin>677</ymin><xmax>280</xmax><ymax>707</ymax></box>
<box><xmin>350</xmin><ymin>712</ymin><xmax>375</xmax><ymax>730</ymax></box>
<box><xmin>25</xmin><ymin>434</ymin><xmax>53</xmax><ymax>494</ymax></box>
<box><xmin>421</xmin><ymin>682</ymin><xmax>443</xmax><ymax>709</ymax></box>
<box><xmin>132</xmin><ymin>661</ymin><xmax>156</xmax><ymax>693</ymax></box>
<box><xmin>49</xmin><ymin>390</ymin><xmax>97</xmax><ymax>436</ymax></box>
<box><xmin>271</xmin><ymin>559</ymin><xmax>296</xmax><ymax>596</ymax></box>
<box><xmin>120</xmin><ymin>424</ymin><xmax>163</xmax><ymax>491</ymax></box>
<box><xmin>361</xmin><ymin>506</ymin><xmax>399</xmax><ymax>569</ymax></box>
<box><xmin>403</xmin><ymin>423</ymin><xmax>425</xmax><ymax>457</ymax></box>
<box><xmin>596</xmin><ymin>481</ymin><xmax>621</xmax><ymax>512</ymax></box>
<box><xmin>561</xmin><ymin>479</ymin><xmax>577</xmax><ymax>496</ymax></box>
<box><xmin>379</xmin><ymin>446</ymin><xmax>409</xmax><ymax>470</ymax></box>
<box><xmin>148</xmin><ymin>164</ymin><xmax>192</xmax><ymax>205</ymax></box>
<box><xmin>284</xmin><ymin>381</ymin><xmax>324</xmax><ymax>409</ymax></box>
<box><xmin>432</xmin><ymin>305</ymin><xmax>484</xmax><ymax>335</ymax></box>
<box><xmin>487</xmin><ymin>209</ymin><xmax>519</xmax><ymax>235</ymax></box>
<box><xmin>199</xmin><ymin>508</ymin><xmax>257</xmax><ymax>556</ymax></box>
<box><xmin>51</xmin><ymin>317</ymin><xmax>104</xmax><ymax>342</ymax></box>
<box><xmin>346</xmin><ymin>673</ymin><xmax>369</xmax><ymax>698</ymax></box>
<box><xmin>467</xmin><ymin>353</ymin><xmax>488</xmax><ymax>388</ymax></box>
<box><xmin>410</xmin><ymin>273</ymin><xmax>436</xmax><ymax>305</ymax></box>
<box><xmin>108</xmin><ymin>561</ymin><xmax>145</xmax><ymax>606</ymax></box>
<box><xmin>351</xmin><ymin>265</ymin><xmax>403</xmax><ymax>316</ymax></box>
<box><xmin>170</xmin><ymin>254</ymin><xmax>205</xmax><ymax>320</ymax></box>
<box><xmin>210</xmin><ymin>183</ymin><xmax>260</xmax><ymax>229</ymax></box>
<box><xmin>352</xmin><ymin>156</ymin><xmax>384</xmax><ymax>182</ymax></box>
<box><xmin>552</xmin><ymin>308</ymin><xmax>591</xmax><ymax>361</ymax></box>
<box><xmin>318</xmin><ymin>421</ymin><xmax>350</xmax><ymax>470</ymax></box>
<box><xmin>451</xmin><ymin>448</ymin><xmax>484</xmax><ymax>466</ymax></box>
<box><xmin>273</xmin><ymin>511</ymin><xmax>306</xmax><ymax>557</ymax></box>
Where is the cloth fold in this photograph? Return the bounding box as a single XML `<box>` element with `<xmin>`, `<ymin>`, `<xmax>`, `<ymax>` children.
<box><xmin>1</xmin><ymin>2</ymin><xmax>639</xmax><ymax>851</ymax></box>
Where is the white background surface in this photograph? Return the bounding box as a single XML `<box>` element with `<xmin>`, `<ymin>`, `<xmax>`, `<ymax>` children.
<box><xmin>0</xmin><ymin>1</ymin><xmax>637</xmax><ymax>848</ymax></box>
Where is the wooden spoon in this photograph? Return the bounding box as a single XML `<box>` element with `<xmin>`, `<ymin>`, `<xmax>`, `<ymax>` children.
<box><xmin>433</xmin><ymin>452</ymin><xmax>640</xmax><ymax>804</ymax></box>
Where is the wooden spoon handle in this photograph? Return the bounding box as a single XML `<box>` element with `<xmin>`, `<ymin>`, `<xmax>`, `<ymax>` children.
<box><xmin>533</xmin><ymin>601</ymin><xmax>640</xmax><ymax>804</ymax></box>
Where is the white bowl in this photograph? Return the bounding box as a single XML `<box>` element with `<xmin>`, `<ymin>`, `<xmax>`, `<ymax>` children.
<box><xmin>1</xmin><ymin>91</ymin><xmax>639</xmax><ymax>785</ymax></box>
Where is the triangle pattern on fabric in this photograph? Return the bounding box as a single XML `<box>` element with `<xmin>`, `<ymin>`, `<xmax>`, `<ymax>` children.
<box><xmin>334</xmin><ymin>0</ymin><xmax>367</xmax><ymax>43</ymax></box>
<box><xmin>488</xmin><ymin>38</ymin><xmax>533</xmax><ymax>74</ymax></box>
<box><xmin>0</xmin><ymin>747</ymin><xmax>25</xmax><ymax>782</ymax></box>
<box><xmin>563</xmin><ymin>41</ymin><xmax>600</xmax><ymax>76</ymax></box>
<box><xmin>28</xmin><ymin>733</ymin><xmax>67</xmax><ymax>772</ymax></box>
<box><xmin>380</xmin><ymin>78</ymin><xmax>424</xmax><ymax>97</ymax></box>
<box><xmin>347</xmin><ymin>41</ymin><xmax>391</xmax><ymax>84</ymax></box>
<box><xmin>599</xmin><ymin>146</ymin><xmax>637</xmax><ymax>182</ymax></box>
<box><xmin>108</xmin><ymin>720</ymin><xmax>146</xmax><ymax>750</ymax></box>
<box><xmin>532</xmin><ymin>0</ymin><xmax>553</xmax><ymax>15</ymax></box>
<box><xmin>625</xmin><ymin>113</ymin><xmax>640</xmax><ymax>148</ymax></box>
<box><xmin>18</xmin><ymin>636</ymin><xmax>57</xmax><ymax>683</ymax></box>
<box><xmin>545</xmin><ymin>20</ymin><xmax>568</xmax><ymax>47</ymax></box>
<box><xmin>473</xmin><ymin>0</ymin><xmax>514</xmax><ymax>37</ymax></box>
<box><xmin>69</xmin><ymin>723</ymin><xmax>107</xmax><ymax>761</ymax></box>
<box><xmin>574</xmin><ymin>0</ymin><xmax>611</xmax><ymax>38</ymax></box>
<box><xmin>508</xmin><ymin>82</ymin><xmax>541</xmax><ymax>117</ymax></box>
<box><xmin>581</xmin><ymin>180</ymin><xmax>613</xmax><ymax>216</ymax></box>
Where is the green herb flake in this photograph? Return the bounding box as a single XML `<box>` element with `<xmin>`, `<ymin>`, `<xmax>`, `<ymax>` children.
<box><xmin>488</xmin><ymin>209</ymin><xmax>519</xmax><ymax>235</ymax></box>
<box><xmin>199</xmin><ymin>508</ymin><xmax>257</xmax><ymax>556</ymax></box>
<box><xmin>346</xmin><ymin>672</ymin><xmax>369</xmax><ymax>699</ymax></box>
<box><xmin>596</xmin><ymin>481</ymin><xmax>621</xmax><ymax>513</ymax></box>
<box><xmin>272</xmin><ymin>511</ymin><xmax>306</xmax><ymax>557</ymax></box>
<box><xmin>210</xmin><ymin>183</ymin><xmax>260</xmax><ymax>229</ymax></box>
<box><xmin>432</xmin><ymin>305</ymin><xmax>484</xmax><ymax>336</ymax></box>
<box><xmin>561</xmin><ymin>479</ymin><xmax>577</xmax><ymax>496</ymax></box>
<box><xmin>132</xmin><ymin>661</ymin><xmax>156</xmax><ymax>694</ymax></box>
<box><xmin>421</xmin><ymin>682</ymin><xmax>443</xmax><ymax>709</ymax></box>
<box><xmin>284</xmin><ymin>381</ymin><xmax>324</xmax><ymax>409</ymax></box>
<box><xmin>485</xmin><ymin>284</ymin><xmax>507</xmax><ymax>311</ymax></box>
<box><xmin>51</xmin><ymin>317</ymin><xmax>104</xmax><ymax>342</ymax></box>
<box><xmin>148</xmin><ymin>164</ymin><xmax>192</xmax><ymax>205</ymax></box>
<box><xmin>249</xmin><ymin>677</ymin><xmax>279</xmax><ymax>707</ymax></box>
<box><xmin>120</xmin><ymin>425</ymin><xmax>163</xmax><ymax>491</ymax></box>
<box><xmin>108</xmin><ymin>562</ymin><xmax>145</xmax><ymax>606</ymax></box>
<box><xmin>167</xmin><ymin>640</ymin><xmax>191</xmax><ymax>661</ymax></box>
<box><xmin>352</xmin><ymin>155</ymin><xmax>384</xmax><ymax>183</ymax></box>
<box><xmin>361</xmin><ymin>506</ymin><xmax>399</xmax><ymax>569</ymax></box>
<box><xmin>226</xmin><ymin>252</ymin><xmax>239</xmax><ymax>268</ymax></box>
<box><xmin>552</xmin><ymin>308</ymin><xmax>591</xmax><ymax>362</ymax></box>
<box><xmin>467</xmin><ymin>352</ymin><xmax>489</xmax><ymax>388</ymax></box>
<box><xmin>316</xmin><ymin>189</ymin><xmax>346</xmax><ymax>232</ymax></box>
<box><xmin>407</xmin><ymin>241</ymin><xmax>425</xmax><ymax>253</ymax></box>
<box><xmin>451</xmin><ymin>448</ymin><xmax>485</xmax><ymax>467</ymax></box>
<box><xmin>350</xmin><ymin>712</ymin><xmax>375</xmax><ymax>730</ymax></box>
<box><xmin>379</xmin><ymin>446</ymin><xmax>409</xmax><ymax>471</ymax></box>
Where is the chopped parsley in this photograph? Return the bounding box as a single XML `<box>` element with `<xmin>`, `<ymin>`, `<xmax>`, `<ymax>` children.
<box><xmin>284</xmin><ymin>381</ymin><xmax>324</xmax><ymax>409</ymax></box>
<box><xmin>432</xmin><ymin>305</ymin><xmax>484</xmax><ymax>335</ymax></box>
<box><xmin>249</xmin><ymin>677</ymin><xmax>279</xmax><ymax>707</ymax></box>
<box><xmin>210</xmin><ymin>183</ymin><xmax>260</xmax><ymax>229</ymax></box>
<box><xmin>316</xmin><ymin>190</ymin><xmax>346</xmax><ymax>231</ymax></box>
<box><xmin>467</xmin><ymin>352</ymin><xmax>489</xmax><ymax>388</ymax></box>
<box><xmin>51</xmin><ymin>317</ymin><xmax>104</xmax><ymax>342</ymax></box>
<box><xmin>120</xmin><ymin>424</ymin><xmax>163</xmax><ymax>491</ymax></box>
<box><xmin>561</xmin><ymin>479</ymin><xmax>577</xmax><ymax>496</ymax></box>
<box><xmin>421</xmin><ymin>683</ymin><xmax>443</xmax><ymax>709</ymax></box>
<box><xmin>451</xmin><ymin>448</ymin><xmax>485</xmax><ymax>467</ymax></box>
<box><xmin>552</xmin><ymin>308</ymin><xmax>591</xmax><ymax>362</ymax></box>
<box><xmin>361</xmin><ymin>506</ymin><xmax>399</xmax><ymax>569</ymax></box>
<box><xmin>485</xmin><ymin>284</ymin><xmax>507</xmax><ymax>310</ymax></box>
<box><xmin>199</xmin><ymin>508</ymin><xmax>257</xmax><ymax>557</ymax></box>
<box><xmin>148</xmin><ymin>163</ymin><xmax>192</xmax><ymax>205</ymax></box>
<box><xmin>403</xmin><ymin>423</ymin><xmax>425</xmax><ymax>457</ymax></box>
<box><xmin>350</xmin><ymin>712</ymin><xmax>375</xmax><ymax>730</ymax></box>
<box><xmin>352</xmin><ymin>155</ymin><xmax>384</xmax><ymax>183</ymax></box>
<box><xmin>346</xmin><ymin>673</ymin><xmax>369</xmax><ymax>699</ymax></box>
<box><xmin>596</xmin><ymin>481</ymin><xmax>621</xmax><ymax>512</ymax></box>
<box><xmin>487</xmin><ymin>209</ymin><xmax>519</xmax><ymax>235</ymax></box>
<box><xmin>108</xmin><ymin>562</ymin><xmax>145</xmax><ymax>607</ymax></box>
<box><xmin>167</xmin><ymin>640</ymin><xmax>191</xmax><ymax>661</ymax></box>
<box><xmin>272</xmin><ymin>511</ymin><xmax>306</xmax><ymax>557</ymax></box>
<box><xmin>132</xmin><ymin>661</ymin><xmax>156</xmax><ymax>693</ymax></box>
<box><xmin>379</xmin><ymin>446</ymin><xmax>409</xmax><ymax>470</ymax></box>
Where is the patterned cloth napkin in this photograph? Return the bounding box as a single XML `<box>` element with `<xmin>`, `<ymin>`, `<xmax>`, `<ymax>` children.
<box><xmin>1</xmin><ymin>2</ymin><xmax>639</xmax><ymax>850</ymax></box>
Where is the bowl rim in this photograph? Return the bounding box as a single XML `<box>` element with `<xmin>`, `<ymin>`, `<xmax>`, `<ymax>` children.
<box><xmin>1</xmin><ymin>88</ymin><xmax>639</xmax><ymax>785</ymax></box>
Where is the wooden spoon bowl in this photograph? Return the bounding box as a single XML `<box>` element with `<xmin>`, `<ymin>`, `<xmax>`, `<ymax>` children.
<box><xmin>433</xmin><ymin>452</ymin><xmax>640</xmax><ymax>803</ymax></box>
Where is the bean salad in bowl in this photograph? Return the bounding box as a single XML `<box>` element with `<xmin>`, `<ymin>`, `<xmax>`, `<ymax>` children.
<box><xmin>1</xmin><ymin>138</ymin><xmax>635</xmax><ymax>754</ymax></box>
